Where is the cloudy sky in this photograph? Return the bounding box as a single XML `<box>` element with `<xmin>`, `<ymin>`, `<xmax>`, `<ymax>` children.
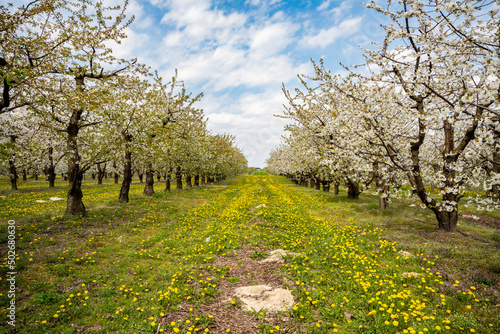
<box><xmin>111</xmin><ymin>0</ymin><xmax>387</xmax><ymax>167</ymax></box>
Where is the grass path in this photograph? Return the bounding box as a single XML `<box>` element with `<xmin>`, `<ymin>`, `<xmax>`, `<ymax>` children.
<box><xmin>0</xmin><ymin>175</ymin><xmax>499</xmax><ymax>333</ymax></box>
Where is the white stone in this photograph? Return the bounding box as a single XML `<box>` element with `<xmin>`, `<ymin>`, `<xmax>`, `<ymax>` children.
<box><xmin>259</xmin><ymin>249</ymin><xmax>300</xmax><ymax>264</ymax></box>
<box><xmin>398</xmin><ymin>250</ymin><xmax>414</xmax><ymax>257</ymax></box>
<box><xmin>401</xmin><ymin>272</ymin><xmax>421</xmax><ymax>278</ymax></box>
<box><xmin>49</xmin><ymin>197</ymin><xmax>64</xmax><ymax>201</ymax></box>
<box><xmin>35</xmin><ymin>200</ymin><xmax>47</xmax><ymax>203</ymax></box>
<box><xmin>234</xmin><ymin>285</ymin><xmax>294</xmax><ymax>312</ymax></box>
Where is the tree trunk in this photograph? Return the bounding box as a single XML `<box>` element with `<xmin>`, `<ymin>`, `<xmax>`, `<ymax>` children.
<box><xmin>374</xmin><ymin>163</ymin><xmax>390</xmax><ymax>210</ymax></box>
<box><xmin>379</xmin><ymin>196</ymin><xmax>389</xmax><ymax>210</ymax></box>
<box><xmin>315</xmin><ymin>179</ymin><xmax>321</xmax><ymax>190</ymax></box>
<box><xmin>310</xmin><ymin>178</ymin><xmax>315</xmax><ymax>188</ymax></box>
<box><xmin>66</xmin><ymin>162</ymin><xmax>85</xmax><ymax>216</ymax></box>
<box><xmin>433</xmin><ymin>209</ymin><xmax>458</xmax><ymax>232</ymax></box>
<box><xmin>322</xmin><ymin>181</ymin><xmax>330</xmax><ymax>192</ymax></box>
<box><xmin>143</xmin><ymin>163</ymin><xmax>155</xmax><ymax>196</ymax></box>
<box><xmin>47</xmin><ymin>147</ymin><xmax>56</xmax><ymax>188</ymax></box>
<box><xmin>91</xmin><ymin>173</ymin><xmax>96</xmax><ymax>179</ymax></box>
<box><xmin>9</xmin><ymin>158</ymin><xmax>18</xmax><ymax>191</ymax></box>
<box><xmin>346</xmin><ymin>178</ymin><xmax>360</xmax><ymax>199</ymax></box>
<box><xmin>34</xmin><ymin>172</ymin><xmax>38</xmax><ymax>181</ymax></box>
<box><xmin>334</xmin><ymin>181</ymin><xmax>339</xmax><ymax>195</ymax></box>
<box><xmin>176</xmin><ymin>167</ymin><xmax>183</xmax><ymax>190</ymax></box>
<box><xmin>186</xmin><ymin>174</ymin><xmax>192</xmax><ymax>188</ymax></box>
<box><xmin>9</xmin><ymin>135</ymin><xmax>18</xmax><ymax>190</ymax></box>
<box><xmin>157</xmin><ymin>172</ymin><xmax>161</xmax><ymax>181</ymax></box>
<box><xmin>164</xmin><ymin>173</ymin><xmax>171</xmax><ymax>191</ymax></box>
<box><xmin>208</xmin><ymin>176</ymin><xmax>214</xmax><ymax>184</ymax></box>
<box><xmin>118</xmin><ymin>148</ymin><xmax>132</xmax><ymax>203</ymax></box>
<box><xmin>490</xmin><ymin>147</ymin><xmax>500</xmax><ymax>202</ymax></box>
<box><xmin>22</xmin><ymin>170</ymin><xmax>27</xmax><ymax>181</ymax></box>
<box><xmin>194</xmin><ymin>175</ymin><xmax>200</xmax><ymax>186</ymax></box>
<box><xmin>112</xmin><ymin>161</ymin><xmax>119</xmax><ymax>184</ymax></box>
<box><xmin>97</xmin><ymin>163</ymin><xmax>106</xmax><ymax>185</ymax></box>
<box><xmin>138</xmin><ymin>172</ymin><xmax>144</xmax><ymax>183</ymax></box>
<box><xmin>201</xmin><ymin>175</ymin><xmax>206</xmax><ymax>185</ymax></box>
<box><xmin>65</xmin><ymin>106</ymin><xmax>86</xmax><ymax>216</ymax></box>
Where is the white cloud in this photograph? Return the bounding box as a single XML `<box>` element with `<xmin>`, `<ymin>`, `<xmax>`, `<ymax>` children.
<box><xmin>245</xmin><ymin>0</ymin><xmax>281</xmax><ymax>7</ymax></box>
<box><xmin>205</xmin><ymin>89</ymin><xmax>289</xmax><ymax>167</ymax></box>
<box><xmin>317</xmin><ymin>0</ymin><xmax>335</xmax><ymax>11</ymax></box>
<box><xmin>160</xmin><ymin>0</ymin><xmax>247</xmax><ymax>48</ymax></box>
<box><xmin>317</xmin><ymin>0</ymin><xmax>352</xmax><ymax>23</ymax></box>
<box><xmin>249</xmin><ymin>21</ymin><xmax>298</xmax><ymax>57</ymax></box>
<box><xmin>300</xmin><ymin>17</ymin><xmax>363</xmax><ymax>48</ymax></box>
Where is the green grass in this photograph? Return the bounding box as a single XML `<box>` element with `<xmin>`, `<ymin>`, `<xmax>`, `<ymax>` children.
<box><xmin>0</xmin><ymin>175</ymin><xmax>499</xmax><ymax>333</ymax></box>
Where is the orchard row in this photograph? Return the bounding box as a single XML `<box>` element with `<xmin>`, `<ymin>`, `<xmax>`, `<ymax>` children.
<box><xmin>0</xmin><ymin>0</ymin><xmax>247</xmax><ymax>216</ymax></box>
<box><xmin>267</xmin><ymin>0</ymin><xmax>499</xmax><ymax>232</ymax></box>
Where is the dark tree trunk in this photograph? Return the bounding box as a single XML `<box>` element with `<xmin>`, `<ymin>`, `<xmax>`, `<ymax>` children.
<box><xmin>113</xmin><ymin>161</ymin><xmax>119</xmax><ymax>184</ymax></box>
<box><xmin>489</xmin><ymin>148</ymin><xmax>500</xmax><ymax>201</ymax></box>
<box><xmin>66</xmin><ymin>162</ymin><xmax>85</xmax><ymax>216</ymax></box>
<box><xmin>208</xmin><ymin>176</ymin><xmax>214</xmax><ymax>184</ymax></box>
<box><xmin>9</xmin><ymin>135</ymin><xmax>18</xmax><ymax>190</ymax></box>
<box><xmin>63</xmin><ymin>174</ymin><xmax>68</xmax><ymax>181</ymax></box>
<box><xmin>322</xmin><ymin>181</ymin><xmax>330</xmax><ymax>192</ymax></box>
<box><xmin>65</xmin><ymin>106</ymin><xmax>86</xmax><ymax>216</ymax></box>
<box><xmin>334</xmin><ymin>181</ymin><xmax>340</xmax><ymax>195</ymax></box>
<box><xmin>201</xmin><ymin>175</ymin><xmax>206</xmax><ymax>185</ymax></box>
<box><xmin>433</xmin><ymin>210</ymin><xmax>458</xmax><ymax>232</ymax></box>
<box><xmin>118</xmin><ymin>148</ymin><xmax>132</xmax><ymax>203</ymax></box>
<box><xmin>143</xmin><ymin>163</ymin><xmax>155</xmax><ymax>196</ymax></box>
<box><xmin>346</xmin><ymin>178</ymin><xmax>360</xmax><ymax>199</ymax></box>
<box><xmin>91</xmin><ymin>173</ymin><xmax>96</xmax><ymax>179</ymax></box>
<box><xmin>157</xmin><ymin>173</ymin><xmax>161</xmax><ymax>181</ymax></box>
<box><xmin>45</xmin><ymin>147</ymin><xmax>56</xmax><ymax>188</ymax></box>
<box><xmin>310</xmin><ymin>179</ymin><xmax>315</xmax><ymax>188</ymax></box>
<box><xmin>176</xmin><ymin>167</ymin><xmax>183</xmax><ymax>190</ymax></box>
<box><xmin>186</xmin><ymin>174</ymin><xmax>192</xmax><ymax>188</ymax></box>
<box><xmin>405</xmin><ymin>97</ymin><xmax>476</xmax><ymax>232</ymax></box>
<box><xmin>22</xmin><ymin>170</ymin><xmax>27</xmax><ymax>181</ymax></box>
<box><xmin>315</xmin><ymin>179</ymin><xmax>321</xmax><ymax>190</ymax></box>
<box><xmin>138</xmin><ymin>172</ymin><xmax>144</xmax><ymax>183</ymax></box>
<box><xmin>194</xmin><ymin>175</ymin><xmax>200</xmax><ymax>186</ymax></box>
<box><xmin>47</xmin><ymin>162</ymin><xmax>56</xmax><ymax>188</ymax></box>
<box><xmin>97</xmin><ymin>163</ymin><xmax>106</xmax><ymax>185</ymax></box>
<box><xmin>164</xmin><ymin>173</ymin><xmax>171</xmax><ymax>191</ymax></box>
<box><xmin>34</xmin><ymin>172</ymin><xmax>38</xmax><ymax>181</ymax></box>
<box><xmin>9</xmin><ymin>159</ymin><xmax>18</xmax><ymax>191</ymax></box>
<box><xmin>163</xmin><ymin>173</ymin><xmax>167</xmax><ymax>181</ymax></box>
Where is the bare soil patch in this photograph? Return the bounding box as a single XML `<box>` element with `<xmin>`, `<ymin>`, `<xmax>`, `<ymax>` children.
<box><xmin>166</xmin><ymin>247</ymin><xmax>298</xmax><ymax>334</ymax></box>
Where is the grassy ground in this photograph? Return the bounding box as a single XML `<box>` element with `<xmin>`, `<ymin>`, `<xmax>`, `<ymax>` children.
<box><xmin>0</xmin><ymin>175</ymin><xmax>499</xmax><ymax>333</ymax></box>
